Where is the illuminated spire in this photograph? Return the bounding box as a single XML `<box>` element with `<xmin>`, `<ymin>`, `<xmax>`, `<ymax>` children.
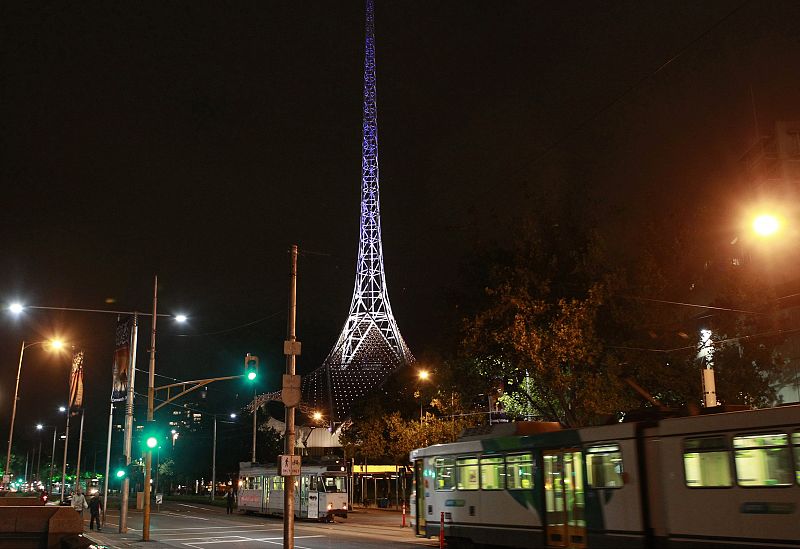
<box><xmin>303</xmin><ymin>0</ymin><xmax>413</xmax><ymax>422</ymax></box>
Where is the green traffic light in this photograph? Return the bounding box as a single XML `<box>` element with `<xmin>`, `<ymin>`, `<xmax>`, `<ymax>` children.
<box><xmin>247</xmin><ymin>371</ymin><xmax>257</xmax><ymax>381</ymax></box>
<box><xmin>146</xmin><ymin>436</ymin><xmax>158</xmax><ymax>449</ymax></box>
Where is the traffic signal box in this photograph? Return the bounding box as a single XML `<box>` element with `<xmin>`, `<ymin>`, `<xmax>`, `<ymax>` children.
<box><xmin>140</xmin><ymin>425</ymin><xmax>164</xmax><ymax>452</ymax></box>
<box><xmin>244</xmin><ymin>353</ymin><xmax>259</xmax><ymax>381</ymax></box>
<box><xmin>115</xmin><ymin>459</ymin><xmax>137</xmax><ymax>481</ymax></box>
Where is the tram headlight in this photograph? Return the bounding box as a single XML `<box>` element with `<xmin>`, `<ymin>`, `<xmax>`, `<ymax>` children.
<box><xmin>328</xmin><ymin>503</ymin><xmax>333</xmax><ymax>510</ymax></box>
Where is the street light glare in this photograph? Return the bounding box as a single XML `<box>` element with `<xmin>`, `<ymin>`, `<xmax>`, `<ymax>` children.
<box><xmin>753</xmin><ymin>214</ymin><xmax>780</xmax><ymax>237</ymax></box>
<box><xmin>230</xmin><ymin>413</ymin><xmax>237</xmax><ymax>419</ymax></box>
<box><xmin>9</xmin><ymin>303</ymin><xmax>23</xmax><ymax>314</ymax></box>
<box><xmin>312</xmin><ymin>411</ymin><xmax>323</xmax><ymax>421</ymax></box>
<box><xmin>418</xmin><ymin>370</ymin><xmax>430</xmax><ymax>381</ymax></box>
<box><xmin>36</xmin><ymin>424</ymin><xmax>43</xmax><ymax>430</ymax></box>
<box><xmin>49</xmin><ymin>339</ymin><xmax>64</xmax><ymax>350</ymax></box>
<box><xmin>175</xmin><ymin>314</ymin><xmax>188</xmax><ymax>322</ymax></box>
<box><xmin>58</xmin><ymin>406</ymin><xmax>66</xmax><ymax>413</ymax></box>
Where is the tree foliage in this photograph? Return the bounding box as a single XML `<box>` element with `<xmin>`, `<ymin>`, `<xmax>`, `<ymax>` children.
<box><xmin>458</xmin><ymin>216</ymin><xmax>788</xmax><ymax>426</ymax></box>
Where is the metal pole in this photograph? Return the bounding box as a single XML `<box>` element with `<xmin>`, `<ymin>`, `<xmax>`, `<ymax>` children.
<box><xmin>37</xmin><ymin>436</ymin><xmax>43</xmax><ymax>483</ymax></box>
<box><xmin>60</xmin><ymin>411</ymin><xmax>71</xmax><ymax>501</ymax></box>
<box><xmin>49</xmin><ymin>427</ymin><xmax>56</xmax><ymax>495</ymax></box>
<box><xmin>120</xmin><ymin>313</ymin><xmax>139</xmax><ymax>533</ymax></box>
<box><xmin>211</xmin><ymin>415</ymin><xmax>217</xmax><ymax>501</ymax></box>
<box><xmin>283</xmin><ymin>245</ymin><xmax>298</xmax><ymax>549</ymax></box>
<box><xmin>102</xmin><ymin>401</ymin><xmax>113</xmax><ymax>522</ymax></box>
<box><xmin>5</xmin><ymin>341</ymin><xmax>26</xmax><ymax>484</ymax></box>
<box><xmin>251</xmin><ymin>387</ymin><xmax>257</xmax><ymax>463</ymax></box>
<box><xmin>74</xmin><ymin>410</ymin><xmax>85</xmax><ymax>493</ymax></box>
<box><xmin>143</xmin><ymin>275</ymin><xmax>158</xmax><ymax>541</ymax></box>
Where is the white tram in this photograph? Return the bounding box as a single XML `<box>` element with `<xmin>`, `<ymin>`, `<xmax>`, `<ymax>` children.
<box><xmin>238</xmin><ymin>461</ymin><xmax>348</xmax><ymax>521</ymax></box>
<box><xmin>411</xmin><ymin>404</ymin><xmax>800</xmax><ymax>548</ymax></box>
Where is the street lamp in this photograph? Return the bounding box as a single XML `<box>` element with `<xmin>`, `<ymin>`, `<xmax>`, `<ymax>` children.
<box><xmin>5</xmin><ymin>339</ymin><xmax>66</xmax><ymax>485</ymax></box>
<box><xmin>211</xmin><ymin>413</ymin><xmax>238</xmax><ymax>502</ymax></box>
<box><xmin>37</xmin><ymin>421</ymin><xmax>59</xmax><ymax>495</ymax></box>
<box><xmin>753</xmin><ymin>213</ymin><xmax>781</xmax><ymax>237</ymax></box>
<box><xmin>417</xmin><ymin>370</ymin><xmax>430</xmax><ymax>425</ymax></box>
<box><xmin>7</xmin><ymin>292</ymin><xmax>188</xmax><ymax>537</ymax></box>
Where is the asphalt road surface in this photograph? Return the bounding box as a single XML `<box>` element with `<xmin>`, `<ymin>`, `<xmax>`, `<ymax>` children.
<box><xmin>85</xmin><ymin>501</ymin><xmax>438</xmax><ymax>549</ymax></box>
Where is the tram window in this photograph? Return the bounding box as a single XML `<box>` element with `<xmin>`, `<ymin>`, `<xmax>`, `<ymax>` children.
<box><xmin>733</xmin><ymin>433</ymin><xmax>793</xmax><ymax>487</ymax></box>
<box><xmin>506</xmin><ymin>453</ymin><xmax>534</xmax><ymax>490</ymax></box>
<box><xmin>794</xmin><ymin>433</ymin><xmax>800</xmax><ymax>484</ymax></box>
<box><xmin>586</xmin><ymin>444</ymin><xmax>624</xmax><ymax>488</ymax></box>
<box><xmin>480</xmin><ymin>456</ymin><xmax>504</xmax><ymax>490</ymax></box>
<box><xmin>456</xmin><ymin>457</ymin><xmax>479</xmax><ymax>490</ymax></box>
<box><xmin>683</xmin><ymin>437</ymin><xmax>732</xmax><ymax>487</ymax></box>
<box><xmin>272</xmin><ymin>477</ymin><xmax>284</xmax><ymax>491</ymax></box>
<box><xmin>321</xmin><ymin>476</ymin><xmax>345</xmax><ymax>493</ymax></box>
<box><xmin>435</xmin><ymin>458</ymin><xmax>455</xmax><ymax>491</ymax></box>
<box><xmin>310</xmin><ymin>476</ymin><xmax>317</xmax><ymax>492</ymax></box>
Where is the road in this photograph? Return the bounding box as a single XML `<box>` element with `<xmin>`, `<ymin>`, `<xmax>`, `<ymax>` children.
<box><xmin>84</xmin><ymin>501</ymin><xmax>438</xmax><ymax>549</ymax></box>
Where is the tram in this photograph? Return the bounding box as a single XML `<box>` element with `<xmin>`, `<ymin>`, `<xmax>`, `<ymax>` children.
<box><xmin>238</xmin><ymin>461</ymin><xmax>348</xmax><ymax>521</ymax></box>
<box><xmin>411</xmin><ymin>404</ymin><xmax>800</xmax><ymax>548</ymax></box>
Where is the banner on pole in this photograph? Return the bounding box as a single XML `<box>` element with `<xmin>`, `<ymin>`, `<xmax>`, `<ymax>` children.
<box><xmin>69</xmin><ymin>350</ymin><xmax>84</xmax><ymax>411</ymax></box>
<box><xmin>111</xmin><ymin>316</ymin><xmax>133</xmax><ymax>402</ymax></box>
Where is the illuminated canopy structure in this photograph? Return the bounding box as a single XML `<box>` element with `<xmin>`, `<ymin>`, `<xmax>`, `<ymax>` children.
<box><xmin>302</xmin><ymin>0</ymin><xmax>413</xmax><ymax>422</ymax></box>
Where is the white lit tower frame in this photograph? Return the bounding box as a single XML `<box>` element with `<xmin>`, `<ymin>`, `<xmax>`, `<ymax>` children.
<box><xmin>303</xmin><ymin>0</ymin><xmax>413</xmax><ymax>422</ymax></box>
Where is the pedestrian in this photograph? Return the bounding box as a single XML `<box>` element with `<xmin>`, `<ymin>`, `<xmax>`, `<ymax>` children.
<box><xmin>71</xmin><ymin>489</ymin><xmax>88</xmax><ymax>525</ymax></box>
<box><xmin>226</xmin><ymin>487</ymin><xmax>235</xmax><ymax>514</ymax></box>
<box><xmin>88</xmin><ymin>493</ymin><xmax>103</xmax><ymax>531</ymax></box>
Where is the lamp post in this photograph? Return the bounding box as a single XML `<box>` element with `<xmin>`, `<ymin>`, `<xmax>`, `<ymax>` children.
<box><xmin>210</xmin><ymin>412</ymin><xmax>238</xmax><ymax>502</ymax></box>
<box><xmin>417</xmin><ymin>370</ymin><xmax>430</xmax><ymax>425</ymax></box>
<box><xmin>8</xmin><ymin>297</ymin><xmax>187</xmax><ymax>534</ymax></box>
<box><xmin>5</xmin><ymin>339</ymin><xmax>64</xmax><ymax>486</ymax></box>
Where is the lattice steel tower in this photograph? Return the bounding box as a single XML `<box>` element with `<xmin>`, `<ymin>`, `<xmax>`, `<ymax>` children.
<box><xmin>303</xmin><ymin>0</ymin><xmax>413</xmax><ymax>422</ymax></box>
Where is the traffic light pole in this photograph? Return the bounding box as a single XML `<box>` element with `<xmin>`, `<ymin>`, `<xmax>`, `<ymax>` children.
<box><xmin>283</xmin><ymin>245</ymin><xmax>299</xmax><ymax>549</ymax></box>
<box><xmin>143</xmin><ymin>276</ymin><xmax>158</xmax><ymax>542</ymax></box>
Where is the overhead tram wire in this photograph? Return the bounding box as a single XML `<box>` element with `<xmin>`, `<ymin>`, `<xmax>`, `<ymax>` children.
<box><xmin>167</xmin><ymin>310</ymin><xmax>285</xmax><ymax>338</ymax></box>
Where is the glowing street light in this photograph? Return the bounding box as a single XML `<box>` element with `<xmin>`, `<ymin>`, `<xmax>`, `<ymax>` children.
<box><xmin>8</xmin><ymin>303</ymin><xmax>23</xmax><ymax>314</ymax></box>
<box><xmin>312</xmin><ymin>411</ymin><xmax>323</xmax><ymax>422</ymax></box>
<box><xmin>5</xmin><ymin>339</ymin><xmax>68</xmax><ymax>485</ymax></box>
<box><xmin>417</xmin><ymin>370</ymin><xmax>431</xmax><ymax>424</ymax></box>
<box><xmin>175</xmin><ymin>314</ymin><xmax>188</xmax><ymax>323</ymax></box>
<box><xmin>753</xmin><ymin>214</ymin><xmax>781</xmax><ymax>237</ymax></box>
<box><xmin>58</xmin><ymin>406</ymin><xmax>66</xmax><ymax>413</ymax></box>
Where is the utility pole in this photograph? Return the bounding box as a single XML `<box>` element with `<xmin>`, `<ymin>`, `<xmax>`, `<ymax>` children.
<box><xmin>119</xmin><ymin>313</ymin><xmax>139</xmax><ymax>533</ymax></box>
<box><xmin>211</xmin><ymin>415</ymin><xmax>217</xmax><ymax>501</ymax></box>
<box><xmin>143</xmin><ymin>276</ymin><xmax>158</xmax><ymax>541</ymax></box>
<box><xmin>251</xmin><ymin>386</ymin><xmax>257</xmax><ymax>463</ymax></box>
<box><xmin>283</xmin><ymin>245</ymin><xmax>299</xmax><ymax>549</ymax></box>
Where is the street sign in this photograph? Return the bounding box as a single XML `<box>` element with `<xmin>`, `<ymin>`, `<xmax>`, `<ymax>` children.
<box><xmin>279</xmin><ymin>454</ymin><xmax>301</xmax><ymax>476</ymax></box>
<box><xmin>155</xmin><ymin>494</ymin><xmax>163</xmax><ymax>505</ymax></box>
<box><xmin>281</xmin><ymin>374</ymin><xmax>302</xmax><ymax>407</ymax></box>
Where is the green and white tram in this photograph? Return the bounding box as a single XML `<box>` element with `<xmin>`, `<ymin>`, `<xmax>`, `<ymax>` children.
<box><xmin>411</xmin><ymin>405</ymin><xmax>800</xmax><ymax>548</ymax></box>
<box><xmin>238</xmin><ymin>461</ymin><xmax>348</xmax><ymax>522</ymax></box>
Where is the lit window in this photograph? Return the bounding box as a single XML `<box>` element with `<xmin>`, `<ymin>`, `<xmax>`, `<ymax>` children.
<box><xmin>734</xmin><ymin>433</ymin><xmax>793</xmax><ymax>487</ymax></box>
<box><xmin>794</xmin><ymin>433</ymin><xmax>800</xmax><ymax>485</ymax></box>
<box><xmin>506</xmin><ymin>453</ymin><xmax>534</xmax><ymax>490</ymax></box>
<box><xmin>272</xmin><ymin>477</ymin><xmax>284</xmax><ymax>491</ymax></box>
<box><xmin>586</xmin><ymin>444</ymin><xmax>624</xmax><ymax>488</ymax></box>
<box><xmin>456</xmin><ymin>457</ymin><xmax>479</xmax><ymax>490</ymax></box>
<box><xmin>434</xmin><ymin>458</ymin><xmax>455</xmax><ymax>491</ymax></box>
<box><xmin>480</xmin><ymin>456</ymin><xmax>504</xmax><ymax>490</ymax></box>
<box><xmin>683</xmin><ymin>437</ymin><xmax>732</xmax><ymax>487</ymax></box>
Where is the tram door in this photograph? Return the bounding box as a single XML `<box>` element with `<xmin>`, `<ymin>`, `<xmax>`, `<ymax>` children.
<box><xmin>413</xmin><ymin>460</ymin><xmax>426</xmax><ymax>535</ymax></box>
<box><xmin>299</xmin><ymin>475</ymin><xmax>309</xmax><ymax>517</ymax></box>
<box><xmin>543</xmin><ymin>450</ymin><xmax>586</xmax><ymax>548</ymax></box>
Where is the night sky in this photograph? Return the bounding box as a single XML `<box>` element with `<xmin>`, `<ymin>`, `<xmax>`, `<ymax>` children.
<box><xmin>2</xmin><ymin>1</ymin><xmax>800</xmax><ymax>461</ymax></box>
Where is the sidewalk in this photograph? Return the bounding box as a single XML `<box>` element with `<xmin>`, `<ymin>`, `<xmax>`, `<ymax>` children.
<box><xmin>84</xmin><ymin>529</ymin><xmax>174</xmax><ymax>549</ymax></box>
